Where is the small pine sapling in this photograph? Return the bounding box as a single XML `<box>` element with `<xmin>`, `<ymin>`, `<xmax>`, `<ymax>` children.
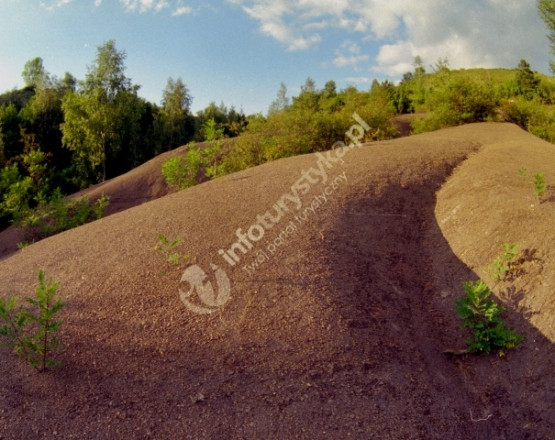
<box><xmin>0</xmin><ymin>270</ymin><xmax>64</xmax><ymax>371</ymax></box>
<box><xmin>532</xmin><ymin>172</ymin><xmax>546</xmax><ymax>199</ymax></box>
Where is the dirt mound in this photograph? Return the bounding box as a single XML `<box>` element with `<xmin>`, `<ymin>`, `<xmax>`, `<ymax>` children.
<box><xmin>0</xmin><ymin>123</ymin><xmax>553</xmax><ymax>439</ymax></box>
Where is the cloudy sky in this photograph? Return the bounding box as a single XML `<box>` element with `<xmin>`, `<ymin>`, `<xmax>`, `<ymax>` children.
<box><xmin>0</xmin><ymin>0</ymin><xmax>551</xmax><ymax>114</ymax></box>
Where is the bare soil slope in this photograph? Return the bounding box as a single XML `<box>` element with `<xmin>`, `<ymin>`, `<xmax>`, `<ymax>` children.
<box><xmin>0</xmin><ymin>142</ymin><xmax>192</xmax><ymax>260</ymax></box>
<box><xmin>0</xmin><ymin>123</ymin><xmax>553</xmax><ymax>439</ymax></box>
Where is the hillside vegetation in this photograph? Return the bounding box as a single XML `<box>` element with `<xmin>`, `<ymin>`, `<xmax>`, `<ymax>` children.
<box><xmin>1</xmin><ymin>43</ymin><xmax>555</xmax><ymax>238</ymax></box>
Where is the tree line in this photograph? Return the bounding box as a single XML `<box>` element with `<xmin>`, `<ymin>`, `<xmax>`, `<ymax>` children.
<box><xmin>1</xmin><ymin>37</ymin><xmax>555</xmax><ymax>233</ymax></box>
<box><xmin>1</xmin><ymin>40</ymin><xmax>246</xmax><ymax>184</ymax></box>
<box><xmin>0</xmin><ymin>40</ymin><xmax>247</xmax><ymax>229</ymax></box>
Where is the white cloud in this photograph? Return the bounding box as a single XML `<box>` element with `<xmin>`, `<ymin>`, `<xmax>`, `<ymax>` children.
<box><xmin>40</xmin><ymin>0</ymin><xmax>72</xmax><ymax>10</ymax></box>
<box><xmin>344</xmin><ymin>76</ymin><xmax>372</xmax><ymax>85</ymax></box>
<box><xmin>118</xmin><ymin>0</ymin><xmax>171</xmax><ymax>13</ymax></box>
<box><xmin>333</xmin><ymin>40</ymin><xmax>368</xmax><ymax>69</ymax></box>
<box><xmin>93</xmin><ymin>0</ymin><xmax>192</xmax><ymax>15</ymax></box>
<box><xmin>172</xmin><ymin>5</ymin><xmax>192</xmax><ymax>16</ymax></box>
<box><xmin>240</xmin><ymin>1</ymin><xmax>326</xmax><ymax>50</ymax></box>
<box><xmin>228</xmin><ymin>0</ymin><xmax>551</xmax><ymax>75</ymax></box>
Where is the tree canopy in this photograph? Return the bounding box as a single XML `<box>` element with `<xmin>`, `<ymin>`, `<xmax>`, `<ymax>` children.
<box><xmin>539</xmin><ymin>0</ymin><xmax>555</xmax><ymax>74</ymax></box>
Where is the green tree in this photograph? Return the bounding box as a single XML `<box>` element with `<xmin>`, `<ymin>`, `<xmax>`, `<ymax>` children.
<box><xmin>0</xmin><ymin>103</ymin><xmax>23</xmax><ymax>162</ymax></box>
<box><xmin>432</xmin><ymin>57</ymin><xmax>450</xmax><ymax>73</ymax></box>
<box><xmin>409</xmin><ymin>56</ymin><xmax>427</xmax><ymax>107</ymax></box>
<box><xmin>162</xmin><ymin>77</ymin><xmax>192</xmax><ymax>115</ymax></box>
<box><xmin>202</xmin><ymin>118</ymin><xmax>224</xmax><ymax>141</ymax></box>
<box><xmin>157</xmin><ymin>77</ymin><xmax>194</xmax><ymax>150</ymax></box>
<box><xmin>515</xmin><ymin>59</ymin><xmax>540</xmax><ymax>99</ymax></box>
<box><xmin>268</xmin><ymin>82</ymin><xmax>290</xmax><ymax>114</ymax></box>
<box><xmin>292</xmin><ymin>77</ymin><xmax>319</xmax><ymax>111</ymax></box>
<box><xmin>19</xmin><ymin>82</ymin><xmax>69</xmax><ymax>188</ymax></box>
<box><xmin>22</xmin><ymin>57</ymin><xmax>50</xmax><ymax>89</ymax></box>
<box><xmin>59</xmin><ymin>72</ymin><xmax>77</xmax><ymax>93</ymax></box>
<box><xmin>61</xmin><ymin>40</ymin><xmax>141</xmax><ymax>184</ymax></box>
<box><xmin>413</xmin><ymin>55</ymin><xmax>426</xmax><ymax>76</ymax></box>
<box><xmin>195</xmin><ymin>101</ymin><xmax>243</xmax><ymax>140</ymax></box>
<box><xmin>538</xmin><ymin>0</ymin><xmax>555</xmax><ymax>74</ymax></box>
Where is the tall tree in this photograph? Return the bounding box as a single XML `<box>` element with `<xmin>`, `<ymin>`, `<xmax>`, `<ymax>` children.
<box><xmin>293</xmin><ymin>77</ymin><xmax>319</xmax><ymax>110</ymax></box>
<box><xmin>162</xmin><ymin>77</ymin><xmax>192</xmax><ymax>115</ymax></box>
<box><xmin>158</xmin><ymin>77</ymin><xmax>193</xmax><ymax>150</ymax></box>
<box><xmin>0</xmin><ymin>103</ymin><xmax>23</xmax><ymax>163</ymax></box>
<box><xmin>538</xmin><ymin>0</ymin><xmax>555</xmax><ymax>74</ymax></box>
<box><xmin>22</xmin><ymin>57</ymin><xmax>50</xmax><ymax>89</ymax></box>
<box><xmin>413</xmin><ymin>56</ymin><xmax>426</xmax><ymax>76</ymax></box>
<box><xmin>268</xmin><ymin>82</ymin><xmax>289</xmax><ymax>114</ymax></box>
<box><xmin>61</xmin><ymin>40</ymin><xmax>140</xmax><ymax>184</ymax></box>
<box><xmin>515</xmin><ymin>59</ymin><xmax>540</xmax><ymax>99</ymax></box>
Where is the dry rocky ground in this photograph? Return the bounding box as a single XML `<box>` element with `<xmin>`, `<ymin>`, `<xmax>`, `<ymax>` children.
<box><xmin>0</xmin><ymin>122</ymin><xmax>553</xmax><ymax>439</ymax></box>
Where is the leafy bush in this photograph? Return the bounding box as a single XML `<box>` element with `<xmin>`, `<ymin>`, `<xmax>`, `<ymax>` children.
<box><xmin>499</xmin><ymin>98</ymin><xmax>555</xmax><ymax>143</ymax></box>
<box><xmin>161</xmin><ymin>156</ymin><xmax>197</xmax><ymax>190</ymax></box>
<box><xmin>412</xmin><ymin>77</ymin><xmax>499</xmax><ymax>133</ymax></box>
<box><xmin>455</xmin><ymin>280</ymin><xmax>522</xmax><ymax>355</ymax></box>
<box><xmin>217</xmin><ymin>132</ymin><xmax>265</xmax><ymax>175</ymax></box>
<box><xmin>19</xmin><ymin>192</ymin><xmax>110</xmax><ymax>240</ymax></box>
<box><xmin>0</xmin><ymin>270</ymin><xmax>64</xmax><ymax>371</ymax></box>
<box><xmin>202</xmin><ymin>118</ymin><xmax>225</xmax><ymax>142</ymax></box>
<box><xmin>161</xmin><ymin>142</ymin><xmax>221</xmax><ymax>190</ymax></box>
<box><xmin>218</xmin><ymin>87</ymin><xmax>398</xmax><ymax>174</ymax></box>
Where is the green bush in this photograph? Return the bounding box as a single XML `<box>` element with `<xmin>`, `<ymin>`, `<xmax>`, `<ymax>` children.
<box><xmin>455</xmin><ymin>280</ymin><xmax>522</xmax><ymax>355</ymax></box>
<box><xmin>219</xmin><ymin>88</ymin><xmax>398</xmax><ymax>173</ymax></box>
<box><xmin>161</xmin><ymin>156</ymin><xmax>197</xmax><ymax>190</ymax></box>
<box><xmin>0</xmin><ymin>270</ymin><xmax>64</xmax><ymax>371</ymax></box>
<box><xmin>217</xmin><ymin>132</ymin><xmax>266</xmax><ymax>176</ymax></box>
<box><xmin>499</xmin><ymin>98</ymin><xmax>555</xmax><ymax>143</ymax></box>
<box><xmin>161</xmin><ymin>142</ymin><xmax>221</xmax><ymax>190</ymax></box>
<box><xmin>412</xmin><ymin>77</ymin><xmax>499</xmax><ymax>133</ymax></box>
<box><xmin>19</xmin><ymin>192</ymin><xmax>109</xmax><ymax>240</ymax></box>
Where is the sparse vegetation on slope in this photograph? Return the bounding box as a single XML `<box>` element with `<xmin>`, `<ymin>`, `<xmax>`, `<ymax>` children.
<box><xmin>0</xmin><ymin>270</ymin><xmax>64</xmax><ymax>371</ymax></box>
<box><xmin>455</xmin><ymin>280</ymin><xmax>523</xmax><ymax>355</ymax></box>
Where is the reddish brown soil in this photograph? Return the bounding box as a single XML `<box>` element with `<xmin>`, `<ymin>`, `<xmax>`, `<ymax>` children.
<box><xmin>0</xmin><ymin>123</ymin><xmax>553</xmax><ymax>439</ymax></box>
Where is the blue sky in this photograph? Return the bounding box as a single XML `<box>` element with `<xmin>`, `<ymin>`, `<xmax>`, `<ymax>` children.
<box><xmin>0</xmin><ymin>0</ymin><xmax>552</xmax><ymax>115</ymax></box>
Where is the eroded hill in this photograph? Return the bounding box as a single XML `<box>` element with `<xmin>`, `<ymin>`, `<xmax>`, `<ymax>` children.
<box><xmin>0</xmin><ymin>123</ymin><xmax>553</xmax><ymax>439</ymax></box>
